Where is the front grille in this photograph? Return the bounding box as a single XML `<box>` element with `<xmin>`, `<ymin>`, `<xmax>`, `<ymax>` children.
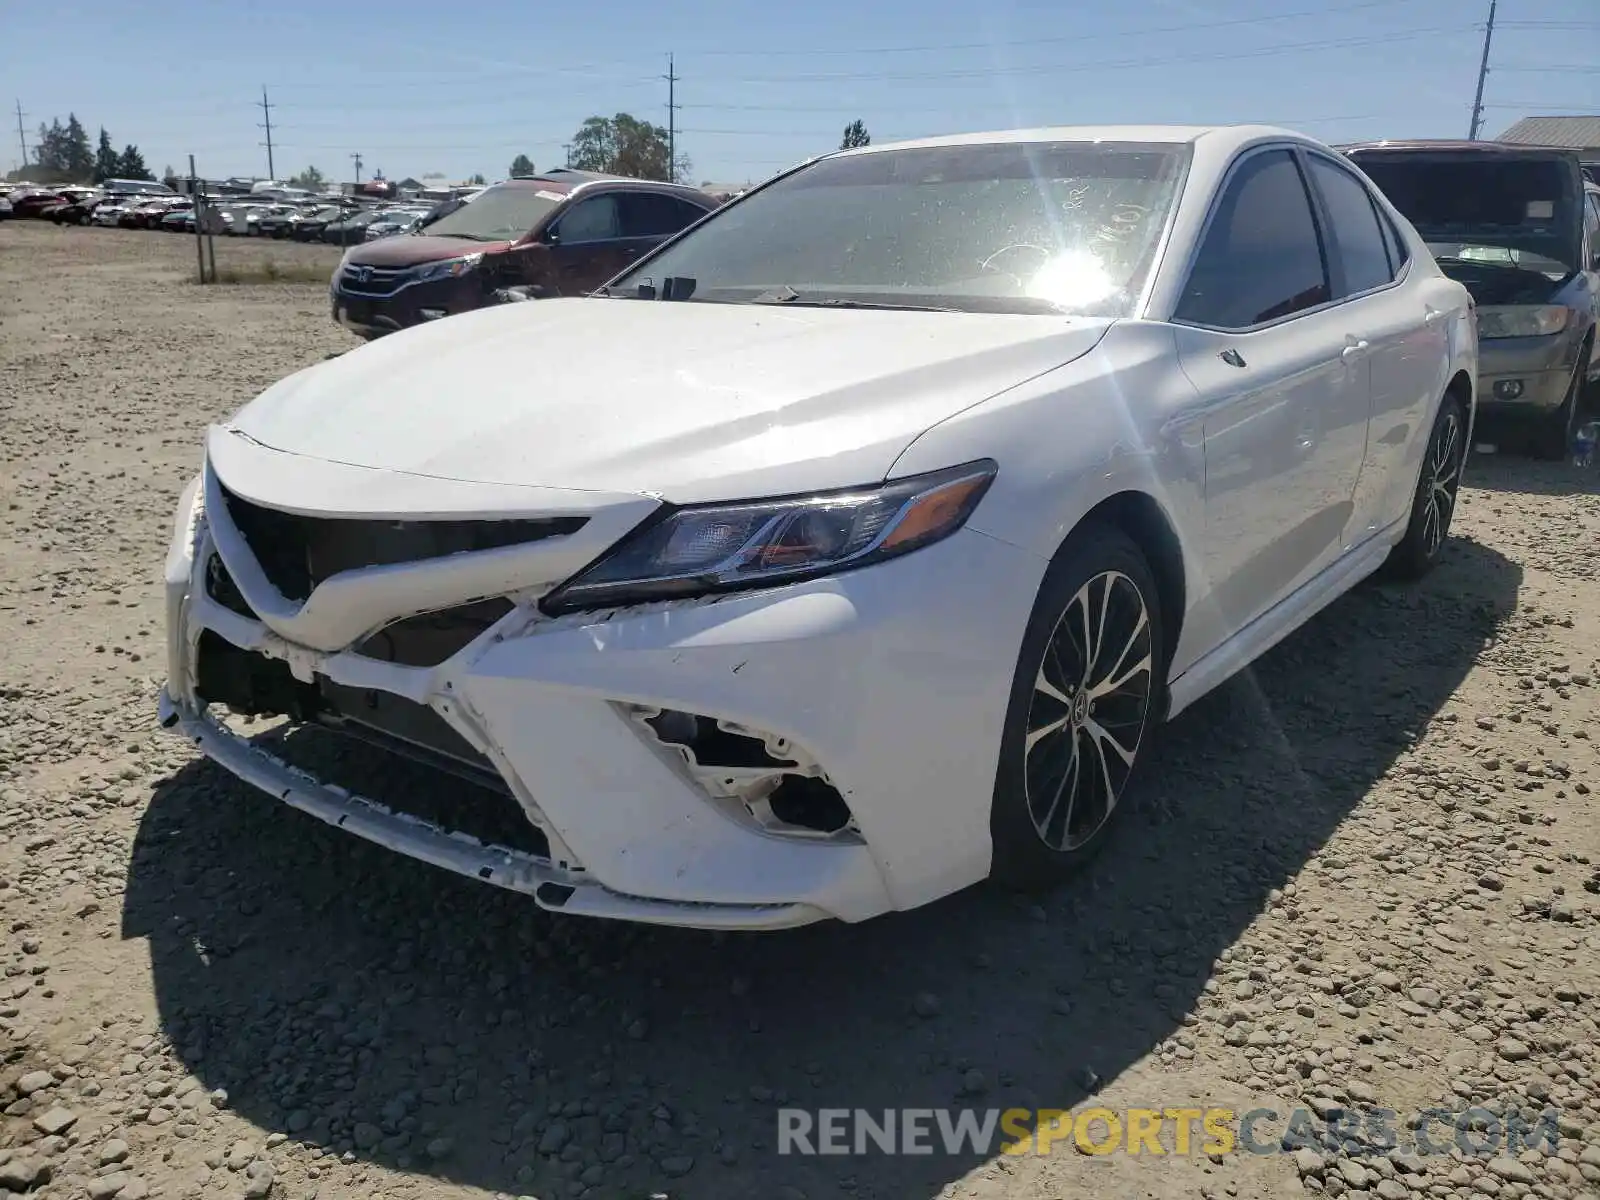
<box><xmin>338</xmin><ymin>265</ymin><xmax>410</xmax><ymax>296</ymax></box>
<box><xmin>219</xmin><ymin>483</ymin><xmax>587</xmax><ymax>602</ymax></box>
<box><xmin>353</xmin><ymin>597</ymin><xmax>515</xmax><ymax>667</ymax></box>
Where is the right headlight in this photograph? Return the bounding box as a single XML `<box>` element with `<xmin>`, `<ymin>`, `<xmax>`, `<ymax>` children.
<box><xmin>1476</xmin><ymin>305</ymin><xmax>1569</xmax><ymax>339</ymax></box>
<box><xmin>541</xmin><ymin>460</ymin><xmax>997</xmax><ymax>614</ymax></box>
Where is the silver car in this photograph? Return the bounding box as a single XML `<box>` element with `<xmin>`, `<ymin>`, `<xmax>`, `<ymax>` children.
<box><xmin>1344</xmin><ymin>140</ymin><xmax>1600</xmax><ymax>458</ymax></box>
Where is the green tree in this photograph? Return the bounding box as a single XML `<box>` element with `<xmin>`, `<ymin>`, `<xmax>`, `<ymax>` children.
<box><xmin>288</xmin><ymin>165</ymin><xmax>326</xmax><ymax>190</ymax></box>
<box><xmin>116</xmin><ymin>146</ymin><xmax>153</xmax><ymax>181</ymax></box>
<box><xmin>468</xmin><ymin>172</ymin><xmax>487</xmax><ymax>185</ymax></box>
<box><xmin>509</xmin><ymin>154</ymin><xmax>535</xmax><ymax>177</ymax></box>
<box><xmin>34</xmin><ymin>119</ymin><xmax>66</xmax><ymax>177</ymax></box>
<box><xmin>93</xmin><ymin>128</ymin><xmax>120</xmax><ymax>183</ymax></box>
<box><xmin>840</xmin><ymin>119</ymin><xmax>871</xmax><ymax>150</ymax></box>
<box><xmin>66</xmin><ymin>115</ymin><xmax>92</xmax><ymax>177</ymax></box>
<box><xmin>568</xmin><ymin>113</ymin><xmax>679</xmax><ymax>181</ymax></box>
<box><xmin>30</xmin><ymin>115</ymin><xmax>94</xmax><ymax>182</ymax></box>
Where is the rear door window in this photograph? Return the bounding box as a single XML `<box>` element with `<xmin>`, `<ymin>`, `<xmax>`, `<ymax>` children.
<box><xmin>618</xmin><ymin>192</ymin><xmax>707</xmax><ymax>238</ymax></box>
<box><xmin>1306</xmin><ymin>154</ymin><xmax>1396</xmax><ymax>296</ymax></box>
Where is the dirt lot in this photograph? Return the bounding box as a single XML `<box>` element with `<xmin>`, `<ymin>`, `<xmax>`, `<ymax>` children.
<box><xmin>1</xmin><ymin>220</ymin><xmax>1598</xmax><ymax>1200</ymax></box>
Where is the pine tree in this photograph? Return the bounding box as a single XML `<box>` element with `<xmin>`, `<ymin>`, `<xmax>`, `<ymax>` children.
<box><xmin>93</xmin><ymin>129</ymin><xmax>120</xmax><ymax>183</ymax></box>
<box><xmin>116</xmin><ymin>146</ymin><xmax>154</xmax><ymax>181</ymax></box>
<box><xmin>63</xmin><ymin>114</ymin><xmax>94</xmax><ymax>181</ymax></box>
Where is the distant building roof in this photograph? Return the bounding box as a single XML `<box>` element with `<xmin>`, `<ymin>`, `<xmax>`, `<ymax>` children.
<box><xmin>1497</xmin><ymin>116</ymin><xmax>1600</xmax><ymax>152</ymax></box>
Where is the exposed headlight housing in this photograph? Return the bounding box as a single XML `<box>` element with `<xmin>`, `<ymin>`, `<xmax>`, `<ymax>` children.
<box><xmin>1476</xmin><ymin>305</ymin><xmax>1569</xmax><ymax>339</ymax></box>
<box><xmin>413</xmin><ymin>253</ymin><xmax>484</xmax><ymax>281</ymax></box>
<box><xmin>542</xmin><ymin>461</ymin><xmax>997</xmax><ymax>614</ymax></box>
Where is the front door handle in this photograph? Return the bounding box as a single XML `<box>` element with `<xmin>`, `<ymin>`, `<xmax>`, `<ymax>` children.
<box><xmin>1423</xmin><ymin>307</ymin><xmax>1444</xmax><ymax>326</ymax></box>
<box><xmin>1341</xmin><ymin>338</ymin><xmax>1370</xmax><ymax>361</ymax></box>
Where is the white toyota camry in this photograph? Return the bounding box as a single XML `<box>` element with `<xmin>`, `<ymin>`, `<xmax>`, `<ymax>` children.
<box><xmin>159</xmin><ymin>124</ymin><xmax>1476</xmax><ymax>930</ymax></box>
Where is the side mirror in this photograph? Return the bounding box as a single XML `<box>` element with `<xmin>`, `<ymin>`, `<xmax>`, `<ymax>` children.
<box><xmin>543</xmin><ymin>226</ymin><xmax>561</xmax><ymax>246</ymax></box>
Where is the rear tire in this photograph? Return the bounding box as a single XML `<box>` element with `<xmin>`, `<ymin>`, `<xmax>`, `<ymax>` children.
<box><xmin>990</xmin><ymin>522</ymin><xmax>1164</xmax><ymax>891</ymax></box>
<box><xmin>1384</xmin><ymin>391</ymin><xmax>1467</xmax><ymax>581</ymax></box>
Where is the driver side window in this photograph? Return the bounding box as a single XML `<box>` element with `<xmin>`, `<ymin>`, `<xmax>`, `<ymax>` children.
<box><xmin>1175</xmin><ymin>149</ymin><xmax>1332</xmax><ymax>330</ymax></box>
<box><xmin>552</xmin><ymin>195</ymin><xmax>619</xmax><ymax>244</ymax></box>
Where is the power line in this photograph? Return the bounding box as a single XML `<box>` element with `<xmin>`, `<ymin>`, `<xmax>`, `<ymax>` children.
<box><xmin>1492</xmin><ymin>64</ymin><xmax>1600</xmax><ymax>73</ymax></box>
<box><xmin>678</xmin><ymin>0</ymin><xmax>1434</xmax><ymax>56</ymax></box>
<box><xmin>669</xmin><ymin>27</ymin><xmax>1469</xmax><ymax>85</ymax></box>
<box><xmin>257</xmin><ymin>87</ymin><xmax>276</xmax><ymax>179</ymax></box>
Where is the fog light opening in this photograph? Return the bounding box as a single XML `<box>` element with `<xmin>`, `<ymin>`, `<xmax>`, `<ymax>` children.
<box><xmin>1493</xmin><ymin>379</ymin><xmax>1525</xmax><ymax>400</ymax></box>
<box><xmin>626</xmin><ymin>704</ymin><xmax>858</xmax><ymax>840</ymax></box>
<box><xmin>763</xmin><ymin>776</ymin><xmax>853</xmax><ymax>836</ymax></box>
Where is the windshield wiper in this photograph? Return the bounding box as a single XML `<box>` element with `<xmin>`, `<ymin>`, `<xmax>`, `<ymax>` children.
<box><xmin>749</xmin><ymin>286</ymin><xmax>958</xmax><ymax>313</ymax></box>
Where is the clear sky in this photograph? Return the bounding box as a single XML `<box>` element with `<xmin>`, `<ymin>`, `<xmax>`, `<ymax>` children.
<box><xmin>3</xmin><ymin>0</ymin><xmax>1596</xmax><ymax>187</ymax></box>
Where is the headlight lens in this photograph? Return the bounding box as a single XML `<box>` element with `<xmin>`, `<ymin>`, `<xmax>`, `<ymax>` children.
<box><xmin>542</xmin><ymin>461</ymin><xmax>997</xmax><ymax>614</ymax></box>
<box><xmin>1476</xmin><ymin>305</ymin><xmax>1569</xmax><ymax>339</ymax></box>
<box><xmin>414</xmin><ymin>253</ymin><xmax>483</xmax><ymax>281</ymax></box>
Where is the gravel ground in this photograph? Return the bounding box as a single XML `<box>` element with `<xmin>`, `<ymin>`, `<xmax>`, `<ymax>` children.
<box><xmin>1</xmin><ymin>220</ymin><xmax>1598</xmax><ymax>1200</ymax></box>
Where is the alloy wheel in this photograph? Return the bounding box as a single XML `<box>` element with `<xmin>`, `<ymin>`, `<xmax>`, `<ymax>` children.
<box><xmin>1023</xmin><ymin>570</ymin><xmax>1154</xmax><ymax>852</ymax></box>
<box><xmin>1421</xmin><ymin>406</ymin><xmax>1463</xmax><ymax>558</ymax></box>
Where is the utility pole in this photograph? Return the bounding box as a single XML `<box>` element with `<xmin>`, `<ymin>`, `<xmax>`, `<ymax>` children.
<box><xmin>257</xmin><ymin>87</ymin><xmax>276</xmax><ymax>180</ymax></box>
<box><xmin>562</xmin><ymin>142</ymin><xmax>572</xmax><ymax>168</ymax></box>
<box><xmin>1468</xmin><ymin>0</ymin><xmax>1497</xmax><ymax>140</ymax></box>
<box><xmin>14</xmin><ymin>99</ymin><xmax>27</xmax><ymax>170</ymax></box>
<box><xmin>350</xmin><ymin>152</ymin><xmax>363</xmax><ymax>184</ymax></box>
<box><xmin>663</xmin><ymin>53</ymin><xmax>679</xmax><ymax>182</ymax></box>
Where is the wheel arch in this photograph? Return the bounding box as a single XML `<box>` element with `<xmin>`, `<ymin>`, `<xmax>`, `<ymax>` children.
<box><xmin>1070</xmin><ymin>489</ymin><xmax>1188</xmax><ymax>701</ymax></box>
<box><xmin>1445</xmin><ymin>367</ymin><xmax>1474</xmax><ymax>450</ymax></box>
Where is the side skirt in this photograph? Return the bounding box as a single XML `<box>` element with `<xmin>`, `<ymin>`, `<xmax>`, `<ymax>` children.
<box><xmin>1163</xmin><ymin>520</ymin><xmax>1404</xmax><ymax>721</ymax></box>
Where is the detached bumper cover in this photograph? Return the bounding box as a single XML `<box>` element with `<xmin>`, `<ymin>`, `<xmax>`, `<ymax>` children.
<box><xmin>159</xmin><ymin>445</ymin><xmax>1047</xmax><ymax>929</ymax></box>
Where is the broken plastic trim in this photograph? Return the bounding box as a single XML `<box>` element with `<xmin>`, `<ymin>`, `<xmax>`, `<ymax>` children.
<box><xmin>623</xmin><ymin>704</ymin><xmax>857</xmax><ymax>840</ymax></box>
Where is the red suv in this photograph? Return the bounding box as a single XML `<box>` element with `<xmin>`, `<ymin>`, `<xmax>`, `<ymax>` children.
<box><xmin>330</xmin><ymin>171</ymin><xmax>718</xmax><ymax>338</ymax></box>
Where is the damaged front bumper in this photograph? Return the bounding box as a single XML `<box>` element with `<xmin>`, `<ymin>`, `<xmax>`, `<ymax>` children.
<box><xmin>160</xmin><ymin>434</ymin><xmax>1048</xmax><ymax>929</ymax></box>
<box><xmin>156</xmin><ymin>688</ymin><xmax>823</xmax><ymax>929</ymax></box>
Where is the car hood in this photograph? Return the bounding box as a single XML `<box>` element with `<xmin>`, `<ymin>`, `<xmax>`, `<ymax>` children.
<box><xmin>343</xmin><ymin>233</ymin><xmax>511</xmax><ymax>266</ymax></box>
<box><xmin>225</xmin><ymin>297</ymin><xmax>1111</xmax><ymax>502</ymax></box>
<box><xmin>1433</xmin><ymin>258</ymin><xmax>1572</xmax><ymax>306</ymax></box>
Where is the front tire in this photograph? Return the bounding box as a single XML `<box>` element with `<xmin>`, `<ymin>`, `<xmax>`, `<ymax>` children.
<box><xmin>1531</xmin><ymin>358</ymin><xmax>1584</xmax><ymax>462</ymax></box>
<box><xmin>1384</xmin><ymin>391</ymin><xmax>1466</xmax><ymax>580</ymax></box>
<box><xmin>990</xmin><ymin>522</ymin><xmax>1164</xmax><ymax>891</ymax></box>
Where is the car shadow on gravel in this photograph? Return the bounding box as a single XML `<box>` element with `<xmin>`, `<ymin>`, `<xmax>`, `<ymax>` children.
<box><xmin>122</xmin><ymin>536</ymin><xmax>1521</xmax><ymax>1200</ymax></box>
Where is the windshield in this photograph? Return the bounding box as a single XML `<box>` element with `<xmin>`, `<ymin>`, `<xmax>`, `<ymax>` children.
<box><xmin>1352</xmin><ymin>155</ymin><xmax>1579</xmax><ymax>269</ymax></box>
<box><xmin>610</xmin><ymin>141</ymin><xmax>1189</xmax><ymax>315</ymax></box>
<box><xmin>421</xmin><ymin>183</ymin><xmax>564</xmax><ymax>242</ymax></box>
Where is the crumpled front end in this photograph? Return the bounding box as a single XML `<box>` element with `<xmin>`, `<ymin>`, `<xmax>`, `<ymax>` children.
<box><xmin>158</xmin><ymin>428</ymin><xmax>1044</xmax><ymax>929</ymax></box>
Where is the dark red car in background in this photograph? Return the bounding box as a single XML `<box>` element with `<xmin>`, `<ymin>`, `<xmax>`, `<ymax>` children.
<box><xmin>329</xmin><ymin>170</ymin><xmax>718</xmax><ymax>339</ymax></box>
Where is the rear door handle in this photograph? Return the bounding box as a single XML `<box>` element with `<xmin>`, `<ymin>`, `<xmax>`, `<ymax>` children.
<box><xmin>1342</xmin><ymin>338</ymin><xmax>1370</xmax><ymax>361</ymax></box>
<box><xmin>1424</xmin><ymin>308</ymin><xmax>1444</xmax><ymax>326</ymax></box>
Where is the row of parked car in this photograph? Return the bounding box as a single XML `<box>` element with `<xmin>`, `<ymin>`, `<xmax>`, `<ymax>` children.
<box><xmin>0</xmin><ymin>180</ymin><xmax>452</xmax><ymax>246</ymax></box>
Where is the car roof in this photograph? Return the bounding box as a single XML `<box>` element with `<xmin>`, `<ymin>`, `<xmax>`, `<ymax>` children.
<box><xmin>1338</xmin><ymin>138</ymin><xmax>1580</xmax><ymax>158</ymax></box>
<box><xmin>830</xmin><ymin>123</ymin><xmax>1314</xmax><ymax>157</ymax></box>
